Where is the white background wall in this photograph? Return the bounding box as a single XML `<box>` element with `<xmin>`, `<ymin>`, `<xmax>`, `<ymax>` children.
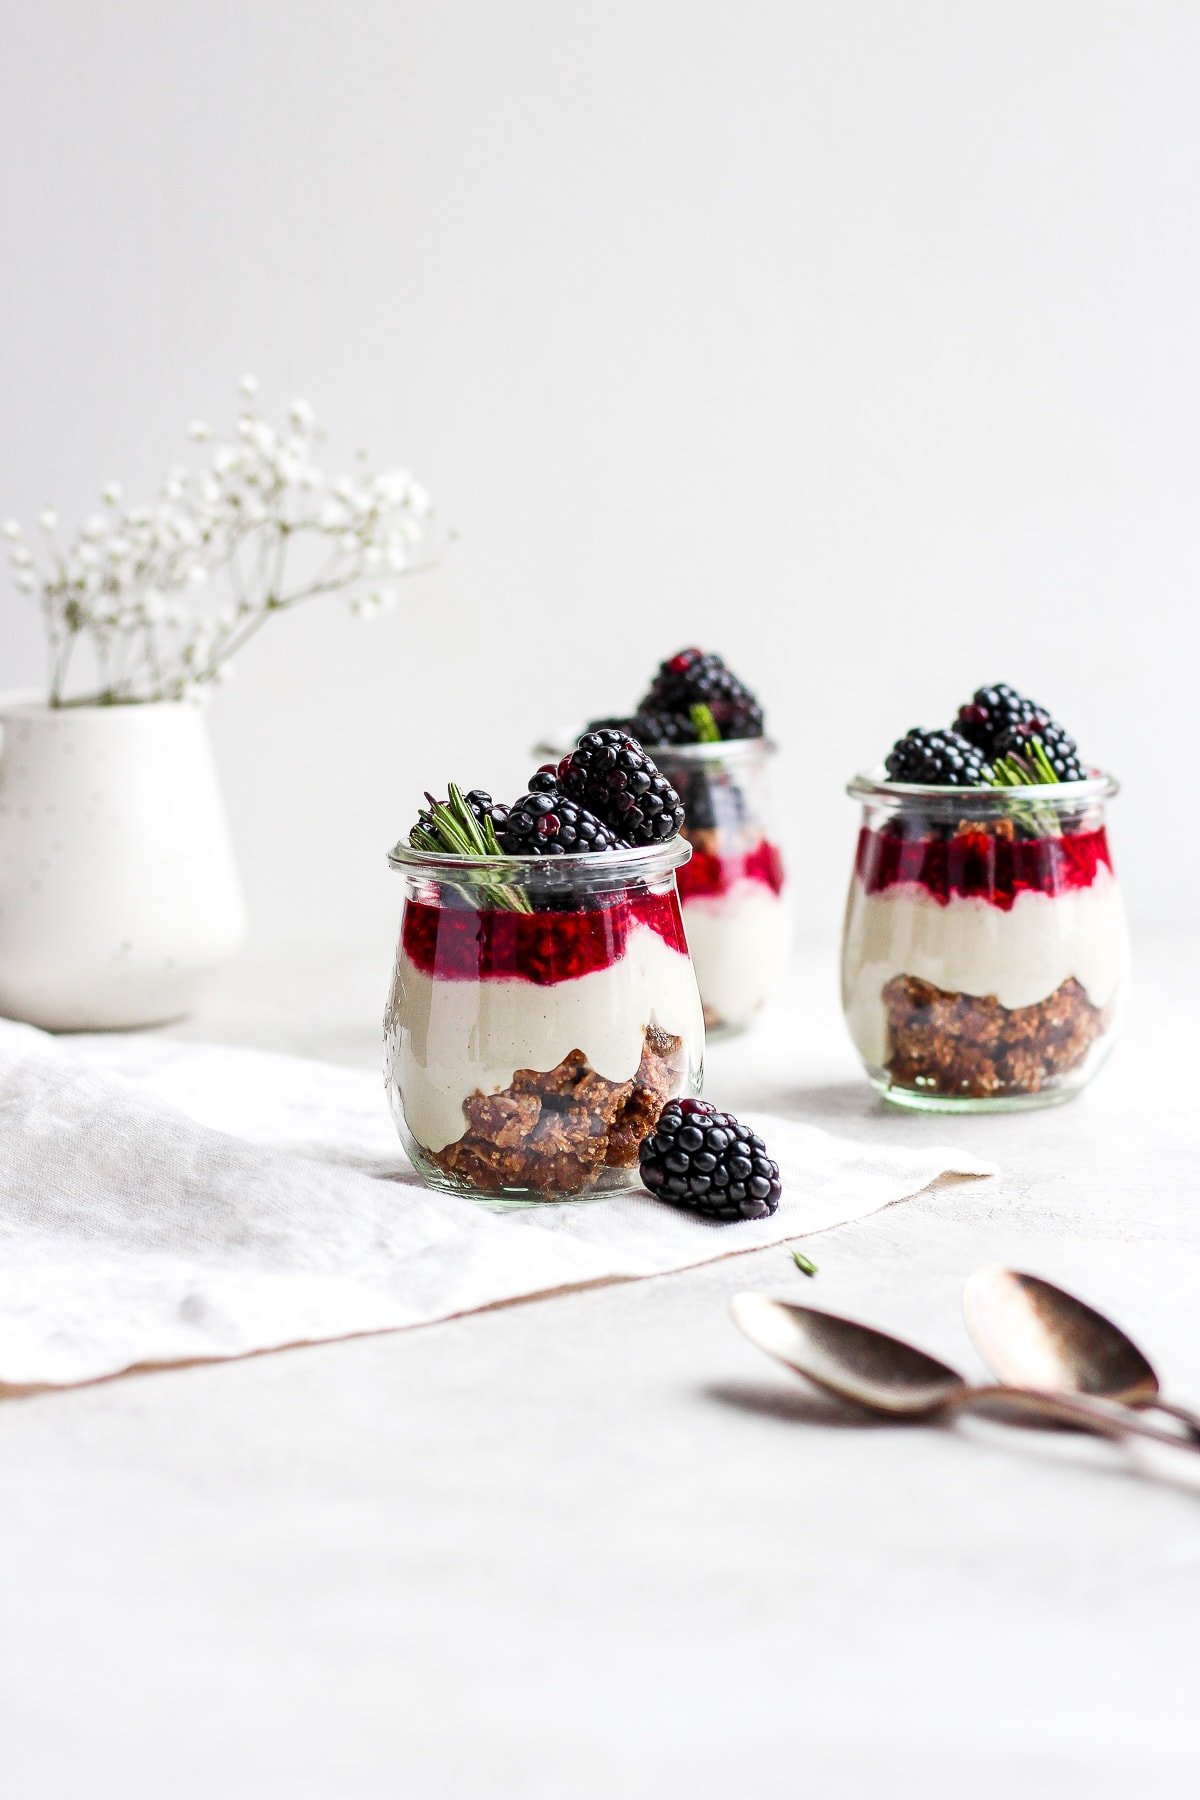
<box><xmin>3</xmin><ymin>0</ymin><xmax>1198</xmax><ymax>964</ymax></box>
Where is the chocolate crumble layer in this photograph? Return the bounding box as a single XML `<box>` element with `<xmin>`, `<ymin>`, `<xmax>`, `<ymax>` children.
<box><xmin>428</xmin><ymin>1025</ymin><xmax>683</xmax><ymax>1195</ymax></box>
<box><xmin>883</xmin><ymin>974</ymin><xmax>1106</xmax><ymax>1099</ymax></box>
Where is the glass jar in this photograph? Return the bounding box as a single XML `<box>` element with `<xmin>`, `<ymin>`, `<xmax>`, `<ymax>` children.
<box><xmin>841</xmin><ymin>772</ymin><xmax>1129</xmax><ymax>1111</ymax></box>
<box><xmin>654</xmin><ymin>739</ymin><xmax>791</xmax><ymax>1035</ymax></box>
<box><xmin>384</xmin><ymin>839</ymin><xmax>705</xmax><ymax>1203</ymax></box>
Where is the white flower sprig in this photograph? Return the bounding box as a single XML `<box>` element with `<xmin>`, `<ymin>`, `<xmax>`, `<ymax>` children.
<box><xmin>5</xmin><ymin>380</ymin><xmax>436</xmax><ymax>706</ymax></box>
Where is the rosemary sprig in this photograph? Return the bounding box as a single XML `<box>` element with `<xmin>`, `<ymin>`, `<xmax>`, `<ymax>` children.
<box><xmin>988</xmin><ymin>737</ymin><xmax>1063</xmax><ymax>837</ymax></box>
<box><xmin>690</xmin><ymin>702</ymin><xmax>721</xmax><ymax>744</ymax></box>
<box><xmin>791</xmin><ymin>1248</ymin><xmax>818</xmax><ymax>1277</ymax></box>
<box><xmin>407</xmin><ymin>784</ymin><xmax>531</xmax><ymax>912</ymax></box>
<box><xmin>990</xmin><ymin>737</ymin><xmax>1060</xmax><ymax>789</ymax></box>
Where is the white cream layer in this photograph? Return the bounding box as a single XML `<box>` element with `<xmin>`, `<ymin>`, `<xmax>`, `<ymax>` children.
<box><xmin>682</xmin><ymin>882</ymin><xmax>792</xmax><ymax>1030</ymax></box>
<box><xmin>841</xmin><ymin>870</ymin><xmax>1130</xmax><ymax>1069</ymax></box>
<box><xmin>385</xmin><ymin>921</ymin><xmax>704</xmax><ymax>1153</ymax></box>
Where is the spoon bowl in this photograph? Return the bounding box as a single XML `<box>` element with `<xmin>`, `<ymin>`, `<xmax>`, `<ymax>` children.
<box><xmin>963</xmin><ymin>1267</ymin><xmax>1156</xmax><ymax>1402</ymax></box>
<box><xmin>963</xmin><ymin>1267</ymin><xmax>1200</xmax><ymax>1438</ymax></box>
<box><xmin>730</xmin><ymin>1294</ymin><xmax>964</xmax><ymax>1416</ymax></box>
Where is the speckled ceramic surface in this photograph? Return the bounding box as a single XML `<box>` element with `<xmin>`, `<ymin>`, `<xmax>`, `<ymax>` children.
<box><xmin>0</xmin><ymin>697</ymin><xmax>246</xmax><ymax>1029</ymax></box>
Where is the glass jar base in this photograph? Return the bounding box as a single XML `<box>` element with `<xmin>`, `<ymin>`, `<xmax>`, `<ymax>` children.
<box><xmin>469</xmin><ymin>1187</ymin><xmax>623</xmax><ymax>1213</ymax></box>
<box><xmin>404</xmin><ymin>1149</ymin><xmax>650</xmax><ymax>1208</ymax></box>
<box><xmin>867</xmin><ymin>1072</ymin><xmax>1081</xmax><ymax>1114</ymax></box>
<box><xmin>401</xmin><ymin>1137</ymin><xmax>658</xmax><ymax>1209</ymax></box>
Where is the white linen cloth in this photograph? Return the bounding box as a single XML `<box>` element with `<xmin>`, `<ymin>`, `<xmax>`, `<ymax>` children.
<box><xmin>0</xmin><ymin>1020</ymin><xmax>997</xmax><ymax>1387</ymax></box>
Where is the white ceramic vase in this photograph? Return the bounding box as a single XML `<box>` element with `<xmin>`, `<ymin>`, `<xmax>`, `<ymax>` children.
<box><xmin>0</xmin><ymin>696</ymin><xmax>247</xmax><ymax>1031</ymax></box>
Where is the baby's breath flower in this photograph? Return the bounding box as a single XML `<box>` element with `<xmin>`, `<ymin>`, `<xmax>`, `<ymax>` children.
<box><xmin>374</xmin><ymin>469</ymin><xmax>411</xmax><ymax>506</ymax></box>
<box><xmin>239</xmin><ymin>374</ymin><xmax>259</xmax><ymax>398</ymax></box>
<box><xmin>14</xmin><ymin>379</ymin><xmax>435</xmax><ymax>704</ymax></box>
<box><xmin>274</xmin><ymin>450</ymin><xmax>307</xmax><ymax>486</ymax></box>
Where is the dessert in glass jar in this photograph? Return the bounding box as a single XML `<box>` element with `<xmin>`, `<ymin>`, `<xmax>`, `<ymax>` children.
<box><xmin>572</xmin><ymin>646</ymin><xmax>791</xmax><ymax>1035</ymax></box>
<box><xmin>654</xmin><ymin>738</ymin><xmax>789</xmax><ymax>1034</ymax></box>
<box><xmin>841</xmin><ymin>683</ymin><xmax>1129</xmax><ymax>1111</ymax></box>
<box><xmin>385</xmin><ymin>758</ymin><xmax>704</xmax><ymax>1204</ymax></box>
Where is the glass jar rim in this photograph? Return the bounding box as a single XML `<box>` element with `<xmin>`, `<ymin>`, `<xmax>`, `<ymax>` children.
<box><xmin>534</xmin><ymin>730</ymin><xmax>777</xmax><ymax>766</ymax></box>
<box><xmin>846</xmin><ymin>767</ymin><xmax>1120</xmax><ymax>810</ymax></box>
<box><xmin>387</xmin><ymin>834</ymin><xmax>693</xmax><ymax>887</ymax></box>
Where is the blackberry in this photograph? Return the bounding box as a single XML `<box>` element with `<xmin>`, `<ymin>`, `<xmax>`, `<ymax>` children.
<box><xmin>497</xmin><ymin>790</ymin><xmax>620</xmax><ymax>856</ymax></box>
<box><xmin>526</xmin><ymin>764</ymin><xmax>560</xmax><ymax>795</ymax></box>
<box><xmin>678</xmin><ymin>766</ymin><xmax>751</xmax><ymax>835</ymax></box>
<box><xmin>557</xmin><ymin>729</ymin><xmax>685</xmax><ymax>846</ymax></box>
<box><xmin>466</xmin><ymin>788</ymin><xmax>507</xmax><ymax>826</ymax></box>
<box><xmin>639</xmin><ymin>648</ymin><xmax>765</xmax><ymax>740</ymax></box>
<box><xmin>955</xmin><ymin>683</ymin><xmax>1049</xmax><ymax>758</ymax></box>
<box><xmin>639</xmin><ymin>1098</ymin><xmax>781</xmax><ymax>1222</ymax></box>
<box><xmin>586</xmin><ymin>711</ymin><xmax>700</xmax><ymax>747</ymax></box>
<box><xmin>885</xmin><ymin>728</ymin><xmax>992</xmax><ymax>787</ymax></box>
<box><xmin>993</xmin><ymin>720</ymin><xmax>1087</xmax><ymax>782</ymax></box>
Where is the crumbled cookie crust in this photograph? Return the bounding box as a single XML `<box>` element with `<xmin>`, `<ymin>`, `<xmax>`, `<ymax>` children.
<box><xmin>883</xmin><ymin>974</ymin><xmax>1105</xmax><ymax>1099</ymax></box>
<box><xmin>428</xmin><ymin>1025</ymin><xmax>684</xmax><ymax>1195</ymax></box>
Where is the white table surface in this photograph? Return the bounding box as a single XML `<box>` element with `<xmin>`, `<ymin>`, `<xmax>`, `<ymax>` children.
<box><xmin>3</xmin><ymin>929</ymin><xmax>1199</xmax><ymax>1800</ymax></box>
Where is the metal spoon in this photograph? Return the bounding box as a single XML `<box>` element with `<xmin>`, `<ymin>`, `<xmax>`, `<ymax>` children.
<box><xmin>730</xmin><ymin>1294</ymin><xmax>1198</xmax><ymax>1452</ymax></box>
<box><xmin>963</xmin><ymin>1266</ymin><xmax>1200</xmax><ymax>1441</ymax></box>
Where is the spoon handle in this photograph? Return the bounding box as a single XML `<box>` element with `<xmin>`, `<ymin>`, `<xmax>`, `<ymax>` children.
<box><xmin>1138</xmin><ymin>1397</ymin><xmax>1200</xmax><ymax>1442</ymax></box>
<box><xmin>950</xmin><ymin>1384</ymin><xmax>1200</xmax><ymax>1453</ymax></box>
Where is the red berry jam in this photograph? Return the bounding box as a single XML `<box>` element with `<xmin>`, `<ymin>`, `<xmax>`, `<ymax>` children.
<box><xmin>402</xmin><ymin>890</ymin><xmax>688</xmax><ymax>984</ymax></box>
<box><xmin>855</xmin><ymin>824</ymin><xmax>1113</xmax><ymax>910</ymax></box>
<box><xmin>677</xmin><ymin>839</ymin><xmax>786</xmax><ymax>902</ymax></box>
